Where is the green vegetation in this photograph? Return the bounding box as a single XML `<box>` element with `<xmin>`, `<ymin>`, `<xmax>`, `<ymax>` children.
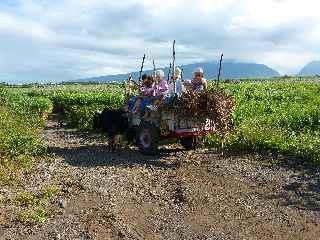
<box><xmin>1</xmin><ymin>80</ymin><xmax>319</xmax><ymax>169</ymax></box>
<box><xmin>23</xmin><ymin>84</ymin><xmax>126</xmax><ymax>130</ymax></box>
<box><xmin>14</xmin><ymin>186</ymin><xmax>61</xmax><ymax>224</ymax></box>
<box><xmin>0</xmin><ymin>88</ymin><xmax>52</xmax><ymax>185</ymax></box>
<box><xmin>50</xmin><ymin>91</ymin><xmax>125</xmax><ymax>130</ymax></box>
<box><xmin>26</xmin><ymin>81</ymin><xmax>320</xmax><ymax>162</ymax></box>
<box><xmin>206</xmin><ymin>82</ymin><xmax>320</xmax><ymax>162</ymax></box>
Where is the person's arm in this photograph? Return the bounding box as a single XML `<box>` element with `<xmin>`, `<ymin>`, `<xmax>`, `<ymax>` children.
<box><xmin>141</xmin><ymin>86</ymin><xmax>156</xmax><ymax>96</ymax></box>
<box><xmin>183</xmin><ymin>80</ymin><xmax>192</xmax><ymax>91</ymax></box>
<box><xmin>202</xmin><ymin>79</ymin><xmax>208</xmax><ymax>91</ymax></box>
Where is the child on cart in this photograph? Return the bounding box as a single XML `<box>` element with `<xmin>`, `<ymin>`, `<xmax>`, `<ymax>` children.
<box><xmin>192</xmin><ymin>67</ymin><xmax>208</xmax><ymax>92</ymax></box>
<box><xmin>184</xmin><ymin>67</ymin><xmax>208</xmax><ymax>92</ymax></box>
<box><xmin>140</xmin><ymin>75</ymin><xmax>156</xmax><ymax>97</ymax></box>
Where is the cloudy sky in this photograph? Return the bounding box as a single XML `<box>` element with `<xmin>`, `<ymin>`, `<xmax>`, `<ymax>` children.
<box><xmin>0</xmin><ymin>0</ymin><xmax>319</xmax><ymax>82</ymax></box>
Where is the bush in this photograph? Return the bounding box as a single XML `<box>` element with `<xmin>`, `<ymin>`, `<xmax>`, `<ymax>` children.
<box><xmin>51</xmin><ymin>91</ymin><xmax>125</xmax><ymax>130</ymax></box>
<box><xmin>0</xmin><ymin>88</ymin><xmax>53</xmax><ymax>185</ymax></box>
<box><xmin>206</xmin><ymin>82</ymin><xmax>320</xmax><ymax>162</ymax></box>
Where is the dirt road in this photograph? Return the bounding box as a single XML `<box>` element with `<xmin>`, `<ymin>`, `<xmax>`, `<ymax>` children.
<box><xmin>1</xmin><ymin>116</ymin><xmax>320</xmax><ymax>239</ymax></box>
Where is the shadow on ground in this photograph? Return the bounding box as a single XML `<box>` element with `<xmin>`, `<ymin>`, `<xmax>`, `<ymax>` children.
<box><xmin>246</xmin><ymin>152</ymin><xmax>320</xmax><ymax>213</ymax></box>
<box><xmin>197</xmin><ymin>148</ymin><xmax>320</xmax><ymax>212</ymax></box>
<box><xmin>268</xmin><ymin>160</ymin><xmax>320</xmax><ymax>212</ymax></box>
<box><xmin>48</xmin><ymin>144</ymin><xmax>181</xmax><ymax>169</ymax></box>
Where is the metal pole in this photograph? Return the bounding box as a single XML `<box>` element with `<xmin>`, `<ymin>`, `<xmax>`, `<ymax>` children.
<box><xmin>168</xmin><ymin>62</ymin><xmax>172</xmax><ymax>81</ymax></box>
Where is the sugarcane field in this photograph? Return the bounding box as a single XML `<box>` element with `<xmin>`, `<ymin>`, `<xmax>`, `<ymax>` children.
<box><xmin>1</xmin><ymin>1</ymin><xmax>320</xmax><ymax>240</ymax></box>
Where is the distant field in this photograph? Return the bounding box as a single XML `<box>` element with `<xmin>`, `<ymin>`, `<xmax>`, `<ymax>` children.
<box><xmin>217</xmin><ymin>75</ymin><xmax>320</xmax><ymax>83</ymax></box>
<box><xmin>7</xmin><ymin>82</ymin><xmax>126</xmax><ymax>95</ymax></box>
<box><xmin>0</xmin><ymin>79</ymin><xmax>319</xmax><ymax>185</ymax></box>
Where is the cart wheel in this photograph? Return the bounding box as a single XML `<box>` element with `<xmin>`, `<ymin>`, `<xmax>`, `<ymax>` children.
<box><xmin>180</xmin><ymin>137</ymin><xmax>198</xmax><ymax>150</ymax></box>
<box><xmin>136</xmin><ymin>122</ymin><xmax>159</xmax><ymax>155</ymax></box>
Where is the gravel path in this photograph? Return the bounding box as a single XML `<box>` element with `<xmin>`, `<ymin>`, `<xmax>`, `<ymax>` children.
<box><xmin>1</xmin><ymin>115</ymin><xmax>320</xmax><ymax>240</ymax></box>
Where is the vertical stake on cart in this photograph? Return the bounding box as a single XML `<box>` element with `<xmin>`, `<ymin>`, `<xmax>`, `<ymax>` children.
<box><xmin>138</xmin><ymin>54</ymin><xmax>146</xmax><ymax>86</ymax></box>
<box><xmin>217</xmin><ymin>53</ymin><xmax>223</xmax><ymax>87</ymax></box>
<box><xmin>172</xmin><ymin>40</ymin><xmax>176</xmax><ymax>93</ymax></box>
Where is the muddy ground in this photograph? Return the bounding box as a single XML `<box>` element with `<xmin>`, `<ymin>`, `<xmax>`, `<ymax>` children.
<box><xmin>1</xmin><ymin>115</ymin><xmax>320</xmax><ymax>240</ymax></box>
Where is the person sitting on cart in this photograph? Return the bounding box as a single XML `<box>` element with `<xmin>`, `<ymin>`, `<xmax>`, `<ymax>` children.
<box><xmin>131</xmin><ymin>70</ymin><xmax>169</xmax><ymax>115</ymax></box>
<box><xmin>140</xmin><ymin>70</ymin><xmax>170</xmax><ymax>116</ymax></box>
<box><xmin>184</xmin><ymin>67</ymin><xmax>208</xmax><ymax>92</ymax></box>
<box><xmin>137</xmin><ymin>74</ymin><xmax>160</xmax><ymax>115</ymax></box>
<box><xmin>127</xmin><ymin>74</ymin><xmax>152</xmax><ymax>113</ymax></box>
<box><xmin>140</xmin><ymin>74</ymin><xmax>156</xmax><ymax>97</ymax></box>
<box><xmin>193</xmin><ymin>67</ymin><xmax>208</xmax><ymax>92</ymax></box>
<box><xmin>154</xmin><ymin>70</ymin><xmax>169</xmax><ymax>96</ymax></box>
<box><xmin>169</xmin><ymin>67</ymin><xmax>183</xmax><ymax>96</ymax></box>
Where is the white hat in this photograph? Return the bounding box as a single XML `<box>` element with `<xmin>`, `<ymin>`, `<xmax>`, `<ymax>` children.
<box><xmin>194</xmin><ymin>67</ymin><xmax>204</xmax><ymax>74</ymax></box>
<box><xmin>174</xmin><ymin>67</ymin><xmax>182</xmax><ymax>77</ymax></box>
<box><xmin>155</xmin><ymin>69</ymin><xmax>165</xmax><ymax>79</ymax></box>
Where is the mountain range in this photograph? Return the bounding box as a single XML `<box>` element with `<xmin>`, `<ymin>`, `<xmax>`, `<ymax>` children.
<box><xmin>298</xmin><ymin>61</ymin><xmax>320</xmax><ymax>76</ymax></box>
<box><xmin>73</xmin><ymin>60</ymin><xmax>281</xmax><ymax>83</ymax></box>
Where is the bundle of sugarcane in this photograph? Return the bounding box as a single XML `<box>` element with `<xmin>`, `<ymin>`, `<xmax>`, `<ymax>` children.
<box><xmin>161</xmin><ymin>88</ymin><xmax>235</xmax><ymax>133</ymax></box>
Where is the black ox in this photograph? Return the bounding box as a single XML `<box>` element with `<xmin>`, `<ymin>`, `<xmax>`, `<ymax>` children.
<box><xmin>93</xmin><ymin>109</ymin><xmax>130</xmax><ymax>150</ymax></box>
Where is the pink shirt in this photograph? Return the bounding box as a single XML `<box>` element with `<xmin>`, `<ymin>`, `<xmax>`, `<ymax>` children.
<box><xmin>140</xmin><ymin>79</ymin><xmax>169</xmax><ymax>97</ymax></box>
<box><xmin>155</xmin><ymin>79</ymin><xmax>169</xmax><ymax>96</ymax></box>
<box><xmin>140</xmin><ymin>83</ymin><xmax>156</xmax><ymax>96</ymax></box>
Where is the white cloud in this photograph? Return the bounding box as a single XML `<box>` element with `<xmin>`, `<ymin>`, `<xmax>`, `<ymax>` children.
<box><xmin>0</xmin><ymin>0</ymin><xmax>320</xmax><ymax>82</ymax></box>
